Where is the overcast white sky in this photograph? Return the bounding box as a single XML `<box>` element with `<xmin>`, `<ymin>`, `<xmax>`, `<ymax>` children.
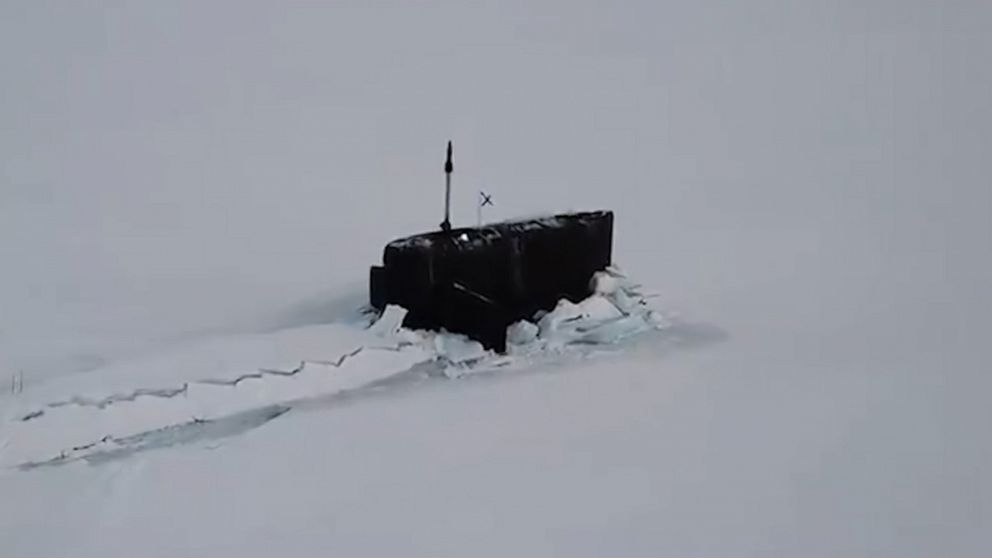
<box><xmin>1</xmin><ymin>1</ymin><xmax>990</xmax><ymax>380</ymax></box>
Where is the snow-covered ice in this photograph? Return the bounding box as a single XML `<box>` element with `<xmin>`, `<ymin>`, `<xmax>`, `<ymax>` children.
<box><xmin>2</xmin><ymin>2</ymin><xmax>990</xmax><ymax>557</ymax></box>
<box><xmin>1</xmin><ymin>274</ymin><xmax>671</xmax><ymax>469</ymax></box>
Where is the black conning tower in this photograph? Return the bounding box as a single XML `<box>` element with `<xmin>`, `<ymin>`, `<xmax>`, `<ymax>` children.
<box><xmin>369</xmin><ymin>141</ymin><xmax>613</xmax><ymax>351</ymax></box>
<box><xmin>370</xmin><ymin>210</ymin><xmax>614</xmax><ymax>352</ymax></box>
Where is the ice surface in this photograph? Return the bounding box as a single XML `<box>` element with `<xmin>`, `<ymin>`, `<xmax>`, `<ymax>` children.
<box><xmin>0</xmin><ymin>271</ymin><xmax>669</xmax><ymax>469</ymax></box>
<box><xmin>2</xmin><ymin>3</ymin><xmax>991</xmax><ymax>557</ymax></box>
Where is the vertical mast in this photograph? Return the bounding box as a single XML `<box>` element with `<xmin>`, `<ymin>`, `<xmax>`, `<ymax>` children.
<box><xmin>441</xmin><ymin>141</ymin><xmax>453</xmax><ymax>232</ymax></box>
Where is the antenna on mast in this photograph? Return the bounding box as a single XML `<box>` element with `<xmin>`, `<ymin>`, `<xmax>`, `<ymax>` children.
<box><xmin>441</xmin><ymin>141</ymin><xmax>453</xmax><ymax>232</ymax></box>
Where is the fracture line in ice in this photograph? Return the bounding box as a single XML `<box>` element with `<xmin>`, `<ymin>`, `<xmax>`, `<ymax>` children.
<box><xmin>19</xmin><ymin>346</ymin><xmax>374</xmax><ymax>420</ymax></box>
<box><xmin>1</xmin><ymin>343</ymin><xmax>428</xmax><ymax>468</ymax></box>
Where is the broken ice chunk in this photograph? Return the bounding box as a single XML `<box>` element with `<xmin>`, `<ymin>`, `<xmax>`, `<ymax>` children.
<box><xmin>590</xmin><ymin>270</ymin><xmax>621</xmax><ymax>295</ymax></box>
<box><xmin>434</xmin><ymin>333</ymin><xmax>487</xmax><ymax>364</ymax></box>
<box><xmin>369</xmin><ymin>305</ymin><xmax>408</xmax><ymax>339</ymax></box>
<box><xmin>507</xmin><ymin>320</ymin><xmax>539</xmax><ymax>345</ymax></box>
<box><xmin>577</xmin><ymin>295</ymin><xmax>624</xmax><ymax>322</ymax></box>
<box><xmin>537</xmin><ymin>299</ymin><xmax>583</xmax><ymax>338</ymax></box>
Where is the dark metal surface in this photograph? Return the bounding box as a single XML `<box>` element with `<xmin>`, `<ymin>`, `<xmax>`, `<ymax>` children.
<box><xmin>370</xmin><ymin>210</ymin><xmax>614</xmax><ymax>352</ymax></box>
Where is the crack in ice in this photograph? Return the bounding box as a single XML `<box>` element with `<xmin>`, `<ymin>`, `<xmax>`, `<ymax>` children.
<box><xmin>18</xmin><ymin>345</ymin><xmax>384</xmax><ymax>421</ymax></box>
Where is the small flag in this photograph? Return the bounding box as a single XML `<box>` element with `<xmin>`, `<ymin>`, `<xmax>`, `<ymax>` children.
<box><xmin>477</xmin><ymin>191</ymin><xmax>493</xmax><ymax>226</ymax></box>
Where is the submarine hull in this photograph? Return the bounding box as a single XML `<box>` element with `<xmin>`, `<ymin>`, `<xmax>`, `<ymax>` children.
<box><xmin>370</xmin><ymin>210</ymin><xmax>614</xmax><ymax>352</ymax></box>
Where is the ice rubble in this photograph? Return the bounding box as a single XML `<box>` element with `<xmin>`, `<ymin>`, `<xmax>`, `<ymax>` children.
<box><xmin>382</xmin><ymin>267</ymin><xmax>671</xmax><ymax>365</ymax></box>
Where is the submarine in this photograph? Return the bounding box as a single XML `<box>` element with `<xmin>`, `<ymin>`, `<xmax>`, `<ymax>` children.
<box><xmin>370</xmin><ymin>142</ymin><xmax>614</xmax><ymax>352</ymax></box>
